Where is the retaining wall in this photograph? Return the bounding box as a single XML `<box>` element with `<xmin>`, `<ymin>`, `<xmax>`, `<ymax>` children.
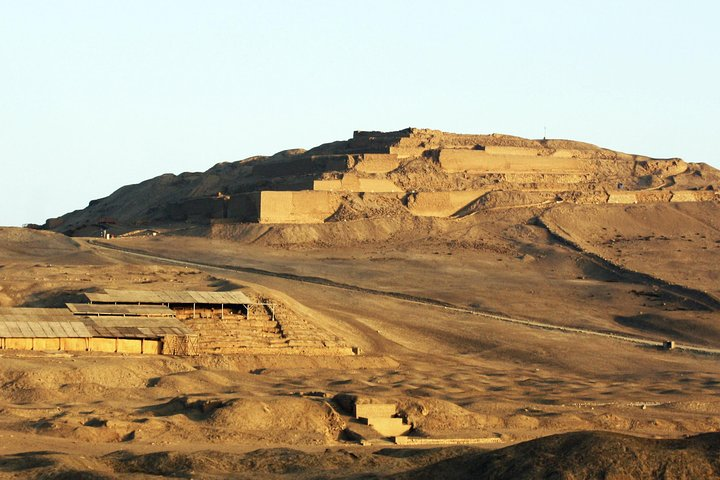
<box><xmin>227</xmin><ymin>193</ymin><xmax>261</xmax><ymax>221</ymax></box>
<box><xmin>607</xmin><ymin>190</ymin><xmax>717</xmax><ymax>204</ymax></box>
<box><xmin>438</xmin><ymin>149</ymin><xmax>593</xmax><ymax>174</ymax></box>
<box><xmin>313</xmin><ymin>174</ymin><xmax>403</xmax><ymax>193</ymax></box>
<box><xmin>354</xmin><ymin>153</ymin><xmax>400</xmax><ymax>174</ymax></box>
<box><xmin>407</xmin><ymin>191</ymin><xmax>488</xmax><ymax>217</ymax></box>
<box><xmin>0</xmin><ymin>337</ymin><xmax>162</xmax><ymax>354</ymax></box>
<box><xmin>670</xmin><ymin>190</ymin><xmax>717</xmax><ymax>202</ymax></box>
<box><xmin>388</xmin><ymin>146</ymin><xmax>426</xmax><ymax>158</ymax></box>
<box><xmin>482</xmin><ymin>146</ymin><xmax>542</xmax><ymax>156</ymax></box>
<box><xmin>259</xmin><ymin>191</ymin><xmax>340</xmax><ymax>223</ymax></box>
<box><xmin>252</xmin><ymin>155</ymin><xmax>350</xmax><ymax>177</ymax></box>
<box><xmin>167</xmin><ymin>197</ymin><xmax>225</xmax><ymax>221</ymax></box>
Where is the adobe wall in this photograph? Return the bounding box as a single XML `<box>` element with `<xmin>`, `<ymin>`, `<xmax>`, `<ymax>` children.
<box><xmin>259</xmin><ymin>191</ymin><xmax>341</xmax><ymax>224</ymax></box>
<box><xmin>227</xmin><ymin>192</ymin><xmax>261</xmax><ymax>221</ymax></box>
<box><xmin>167</xmin><ymin>197</ymin><xmax>225</xmax><ymax>221</ymax></box>
<box><xmin>634</xmin><ymin>190</ymin><xmax>673</xmax><ymax>203</ymax></box>
<box><xmin>251</xmin><ymin>155</ymin><xmax>350</xmax><ymax>177</ymax></box>
<box><xmin>438</xmin><ymin>149</ymin><xmax>592</xmax><ymax>174</ymax></box>
<box><xmin>606</xmin><ymin>189</ymin><xmax>717</xmax><ymax>205</ymax></box>
<box><xmin>388</xmin><ymin>146</ymin><xmax>426</xmax><ymax>158</ymax></box>
<box><xmin>0</xmin><ymin>337</ymin><xmax>161</xmax><ymax>354</ymax></box>
<box><xmin>482</xmin><ymin>145</ymin><xmax>542</xmax><ymax>156</ymax></box>
<box><xmin>670</xmin><ymin>190</ymin><xmax>717</xmax><ymax>202</ymax></box>
<box><xmin>607</xmin><ymin>191</ymin><xmax>638</xmax><ymax>204</ymax></box>
<box><xmin>354</xmin><ymin>153</ymin><xmax>400</xmax><ymax>174</ymax></box>
<box><xmin>313</xmin><ymin>174</ymin><xmax>403</xmax><ymax>193</ymax></box>
<box><xmin>406</xmin><ymin>190</ymin><xmax>488</xmax><ymax>217</ymax></box>
<box><xmin>635</xmin><ymin>159</ymin><xmax>688</xmax><ymax>177</ymax></box>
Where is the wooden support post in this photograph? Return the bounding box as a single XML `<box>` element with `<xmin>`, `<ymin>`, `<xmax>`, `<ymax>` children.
<box><xmin>221</xmin><ymin>303</ymin><xmax>224</xmax><ymax>320</ymax></box>
<box><xmin>193</xmin><ymin>303</ymin><xmax>196</xmax><ymax>319</ymax></box>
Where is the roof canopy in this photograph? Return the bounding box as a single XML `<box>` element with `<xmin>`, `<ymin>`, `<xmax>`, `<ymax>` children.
<box><xmin>0</xmin><ymin>309</ymin><xmax>193</xmax><ymax>339</ymax></box>
<box><xmin>66</xmin><ymin>303</ymin><xmax>175</xmax><ymax>317</ymax></box>
<box><xmin>84</xmin><ymin>289</ymin><xmax>253</xmax><ymax>305</ymax></box>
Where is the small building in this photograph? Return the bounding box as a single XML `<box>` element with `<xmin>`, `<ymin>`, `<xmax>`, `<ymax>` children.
<box><xmin>0</xmin><ymin>306</ymin><xmax>197</xmax><ymax>355</ymax></box>
<box><xmin>84</xmin><ymin>289</ymin><xmax>258</xmax><ymax>320</ymax></box>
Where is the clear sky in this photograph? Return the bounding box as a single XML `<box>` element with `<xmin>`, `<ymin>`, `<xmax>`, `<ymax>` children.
<box><xmin>1</xmin><ymin>0</ymin><xmax>718</xmax><ymax>226</ymax></box>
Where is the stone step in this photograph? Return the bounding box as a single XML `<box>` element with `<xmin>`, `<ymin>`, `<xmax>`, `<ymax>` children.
<box><xmin>355</xmin><ymin>403</ymin><xmax>397</xmax><ymax>419</ymax></box>
<box><xmin>359</xmin><ymin>416</ymin><xmax>410</xmax><ymax>438</ymax></box>
<box><xmin>198</xmin><ymin>330</ymin><xmax>281</xmax><ymax>338</ymax></box>
<box><xmin>186</xmin><ymin>321</ymin><xmax>279</xmax><ymax>330</ymax></box>
<box><xmin>195</xmin><ymin>328</ymin><xmax>281</xmax><ymax>336</ymax></box>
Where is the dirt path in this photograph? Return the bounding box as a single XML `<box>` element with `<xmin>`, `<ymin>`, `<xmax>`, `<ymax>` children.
<box><xmin>86</xmin><ymin>240</ymin><xmax>720</xmax><ymax>356</ymax></box>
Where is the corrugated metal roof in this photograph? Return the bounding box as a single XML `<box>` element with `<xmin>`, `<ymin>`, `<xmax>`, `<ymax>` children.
<box><xmin>65</xmin><ymin>303</ymin><xmax>175</xmax><ymax>317</ymax></box>
<box><xmin>0</xmin><ymin>311</ymin><xmax>193</xmax><ymax>339</ymax></box>
<box><xmin>84</xmin><ymin>293</ymin><xmax>115</xmax><ymax>303</ymax></box>
<box><xmin>83</xmin><ymin>316</ymin><xmax>194</xmax><ymax>338</ymax></box>
<box><xmin>0</xmin><ymin>308</ymin><xmax>76</xmax><ymax>322</ymax></box>
<box><xmin>0</xmin><ymin>308</ymin><xmax>76</xmax><ymax>316</ymax></box>
<box><xmin>84</xmin><ymin>289</ymin><xmax>252</xmax><ymax>305</ymax></box>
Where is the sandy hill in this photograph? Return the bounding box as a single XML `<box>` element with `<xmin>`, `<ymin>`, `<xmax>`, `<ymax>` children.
<box><xmin>2</xmin><ymin>431</ymin><xmax>718</xmax><ymax>478</ymax></box>
<box><xmin>3</xmin><ymin>130</ymin><xmax>720</xmax><ymax>479</ymax></box>
<box><xmin>41</xmin><ymin>128</ymin><xmax>720</xmax><ymax>235</ymax></box>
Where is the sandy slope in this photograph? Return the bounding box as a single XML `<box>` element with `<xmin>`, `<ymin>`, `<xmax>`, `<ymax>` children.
<box><xmin>1</xmin><ymin>213</ymin><xmax>720</xmax><ymax>478</ymax></box>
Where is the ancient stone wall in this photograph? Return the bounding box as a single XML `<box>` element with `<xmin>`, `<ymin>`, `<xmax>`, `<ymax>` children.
<box><xmin>0</xmin><ymin>337</ymin><xmax>162</xmax><ymax>354</ymax></box>
<box><xmin>167</xmin><ymin>197</ymin><xmax>225</xmax><ymax>221</ymax></box>
<box><xmin>227</xmin><ymin>193</ymin><xmax>261</xmax><ymax>221</ymax></box>
<box><xmin>606</xmin><ymin>191</ymin><xmax>638</xmax><ymax>204</ymax></box>
<box><xmin>482</xmin><ymin>145</ymin><xmax>542</xmax><ymax>156</ymax></box>
<box><xmin>670</xmin><ymin>190</ymin><xmax>717</xmax><ymax>202</ymax></box>
<box><xmin>438</xmin><ymin>149</ymin><xmax>593</xmax><ymax>174</ymax></box>
<box><xmin>607</xmin><ymin>190</ymin><xmax>717</xmax><ymax>205</ymax></box>
<box><xmin>354</xmin><ymin>153</ymin><xmax>400</xmax><ymax>173</ymax></box>
<box><xmin>251</xmin><ymin>155</ymin><xmax>350</xmax><ymax>177</ymax></box>
<box><xmin>313</xmin><ymin>174</ymin><xmax>403</xmax><ymax>193</ymax></box>
<box><xmin>259</xmin><ymin>191</ymin><xmax>340</xmax><ymax>224</ymax></box>
<box><xmin>406</xmin><ymin>190</ymin><xmax>488</xmax><ymax>217</ymax></box>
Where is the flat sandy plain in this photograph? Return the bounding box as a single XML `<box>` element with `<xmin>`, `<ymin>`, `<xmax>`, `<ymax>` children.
<box><xmin>1</xmin><ymin>202</ymin><xmax>719</xmax><ymax>478</ymax></box>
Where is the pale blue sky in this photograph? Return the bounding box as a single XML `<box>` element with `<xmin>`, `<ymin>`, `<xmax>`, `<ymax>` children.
<box><xmin>1</xmin><ymin>1</ymin><xmax>718</xmax><ymax>226</ymax></box>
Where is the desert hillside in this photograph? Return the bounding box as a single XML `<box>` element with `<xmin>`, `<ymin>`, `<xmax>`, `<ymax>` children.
<box><xmin>42</xmin><ymin>128</ymin><xmax>720</xmax><ymax>236</ymax></box>
<box><xmin>2</xmin><ymin>128</ymin><xmax>718</xmax><ymax>478</ymax></box>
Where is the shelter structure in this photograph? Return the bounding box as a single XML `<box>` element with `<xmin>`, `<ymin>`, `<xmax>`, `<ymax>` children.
<box><xmin>0</xmin><ymin>306</ymin><xmax>196</xmax><ymax>355</ymax></box>
<box><xmin>84</xmin><ymin>289</ymin><xmax>260</xmax><ymax>321</ymax></box>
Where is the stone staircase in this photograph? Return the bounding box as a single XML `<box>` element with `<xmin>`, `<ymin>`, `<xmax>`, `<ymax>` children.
<box><xmin>184</xmin><ymin>313</ymin><xmax>283</xmax><ymax>353</ymax></box>
<box><xmin>182</xmin><ymin>304</ymin><xmax>354</xmax><ymax>355</ymax></box>
<box><xmin>343</xmin><ymin>402</ymin><xmax>410</xmax><ymax>443</ymax></box>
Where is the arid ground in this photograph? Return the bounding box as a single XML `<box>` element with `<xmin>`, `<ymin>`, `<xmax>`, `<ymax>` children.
<box><xmin>1</xmin><ymin>198</ymin><xmax>720</xmax><ymax>478</ymax></box>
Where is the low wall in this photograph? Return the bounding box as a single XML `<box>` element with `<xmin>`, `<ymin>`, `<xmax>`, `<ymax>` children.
<box><xmin>354</xmin><ymin>154</ymin><xmax>400</xmax><ymax>173</ymax></box>
<box><xmin>167</xmin><ymin>197</ymin><xmax>225</xmax><ymax>221</ymax></box>
<box><xmin>438</xmin><ymin>149</ymin><xmax>592</xmax><ymax>174</ymax></box>
<box><xmin>608</xmin><ymin>190</ymin><xmax>717</xmax><ymax>204</ymax></box>
<box><xmin>670</xmin><ymin>190</ymin><xmax>717</xmax><ymax>202</ymax></box>
<box><xmin>406</xmin><ymin>191</ymin><xmax>487</xmax><ymax>217</ymax></box>
<box><xmin>0</xmin><ymin>337</ymin><xmax>162</xmax><ymax>354</ymax></box>
<box><xmin>607</xmin><ymin>191</ymin><xmax>638</xmax><ymax>204</ymax></box>
<box><xmin>252</xmin><ymin>155</ymin><xmax>350</xmax><ymax>177</ymax></box>
<box><xmin>482</xmin><ymin>145</ymin><xmax>541</xmax><ymax>156</ymax></box>
<box><xmin>227</xmin><ymin>192</ymin><xmax>261</xmax><ymax>221</ymax></box>
<box><xmin>388</xmin><ymin>146</ymin><xmax>426</xmax><ymax>158</ymax></box>
<box><xmin>259</xmin><ymin>191</ymin><xmax>341</xmax><ymax>224</ymax></box>
<box><xmin>313</xmin><ymin>174</ymin><xmax>402</xmax><ymax>193</ymax></box>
